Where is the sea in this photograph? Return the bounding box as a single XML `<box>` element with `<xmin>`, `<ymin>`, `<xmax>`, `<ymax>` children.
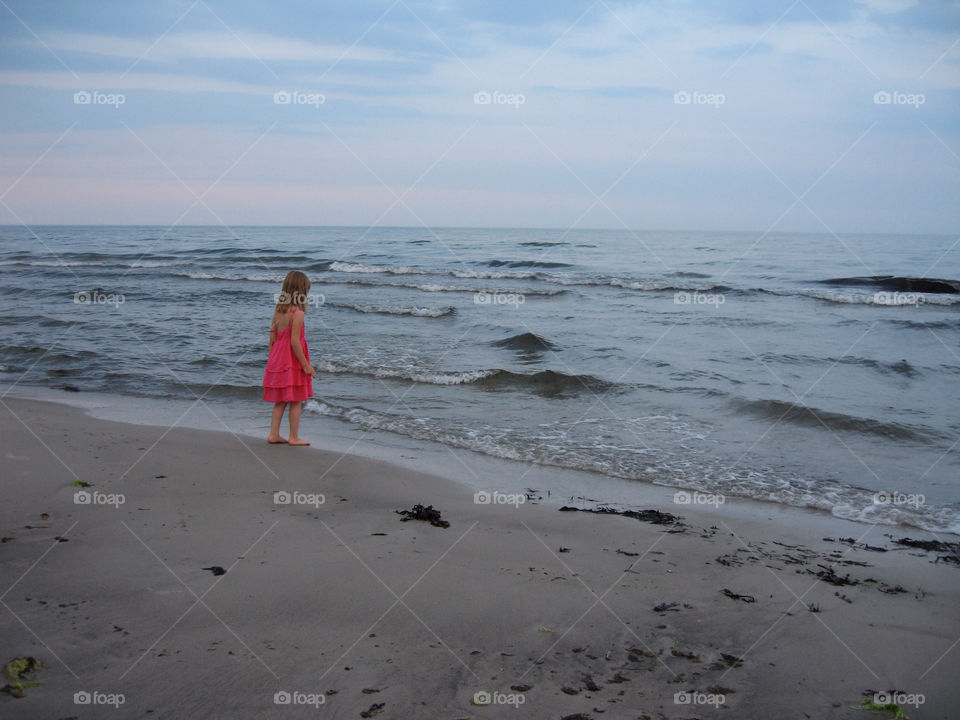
<box><xmin>1</xmin><ymin>225</ymin><xmax>958</xmax><ymax>534</ymax></box>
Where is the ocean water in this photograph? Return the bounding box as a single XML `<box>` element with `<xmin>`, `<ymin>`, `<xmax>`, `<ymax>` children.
<box><xmin>1</xmin><ymin>225</ymin><xmax>958</xmax><ymax>533</ymax></box>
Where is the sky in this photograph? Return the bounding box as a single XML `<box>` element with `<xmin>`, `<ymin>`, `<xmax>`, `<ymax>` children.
<box><xmin>0</xmin><ymin>0</ymin><xmax>957</xmax><ymax>233</ymax></box>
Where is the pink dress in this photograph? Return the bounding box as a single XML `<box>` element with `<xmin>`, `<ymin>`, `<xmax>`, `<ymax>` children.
<box><xmin>262</xmin><ymin>308</ymin><xmax>313</xmax><ymax>402</ymax></box>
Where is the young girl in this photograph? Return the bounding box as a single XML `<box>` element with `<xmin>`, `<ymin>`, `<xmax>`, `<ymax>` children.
<box><xmin>263</xmin><ymin>270</ymin><xmax>317</xmax><ymax>445</ymax></box>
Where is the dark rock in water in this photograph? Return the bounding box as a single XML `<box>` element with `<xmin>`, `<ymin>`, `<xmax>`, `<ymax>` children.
<box><xmin>561</xmin><ymin>686</ymin><xmax>579</xmax><ymax>695</ymax></box>
<box><xmin>395</xmin><ymin>504</ymin><xmax>449</xmax><ymax>528</ymax></box>
<box><xmin>559</xmin><ymin>505</ymin><xmax>681</xmax><ymax>526</ymax></box>
<box><xmin>203</xmin><ymin>566</ymin><xmax>226</xmax><ymax>576</ymax></box>
<box><xmin>819</xmin><ymin>275</ymin><xmax>960</xmax><ymax>294</ymax></box>
<box><xmin>510</xmin><ymin>684</ymin><xmax>532</xmax><ymax>692</ymax></box>
<box><xmin>492</xmin><ymin>332</ymin><xmax>557</xmax><ymax>352</ymax></box>
<box><xmin>62</xmin><ymin>385</ymin><xmax>80</xmax><ymax>392</ymax></box>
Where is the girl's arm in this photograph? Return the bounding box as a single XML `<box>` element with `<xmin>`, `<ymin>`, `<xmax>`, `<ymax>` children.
<box><xmin>268</xmin><ymin>317</ymin><xmax>277</xmax><ymax>350</ymax></box>
<box><xmin>290</xmin><ymin>311</ymin><xmax>316</xmax><ymax>376</ymax></box>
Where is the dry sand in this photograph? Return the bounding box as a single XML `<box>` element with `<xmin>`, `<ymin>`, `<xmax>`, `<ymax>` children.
<box><xmin>0</xmin><ymin>397</ymin><xmax>958</xmax><ymax>719</ymax></box>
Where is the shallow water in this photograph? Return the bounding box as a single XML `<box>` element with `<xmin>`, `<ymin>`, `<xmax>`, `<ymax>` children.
<box><xmin>1</xmin><ymin>225</ymin><xmax>957</xmax><ymax>532</ymax></box>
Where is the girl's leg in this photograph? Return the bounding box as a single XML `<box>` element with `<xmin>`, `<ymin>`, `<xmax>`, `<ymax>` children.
<box><xmin>268</xmin><ymin>402</ymin><xmax>288</xmax><ymax>443</ymax></box>
<box><xmin>288</xmin><ymin>401</ymin><xmax>309</xmax><ymax>445</ymax></box>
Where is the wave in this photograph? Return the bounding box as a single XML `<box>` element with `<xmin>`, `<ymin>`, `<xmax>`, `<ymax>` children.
<box><xmin>327</xmin><ymin>302</ymin><xmax>454</xmax><ymax>318</ymax></box>
<box><xmin>319</xmin><ymin>260</ymin><xmax>734</xmax><ymax>293</ymax></box>
<box><xmin>172</xmin><ymin>270</ymin><xmax>283</xmax><ymax>282</ymax></box>
<box><xmin>519</xmin><ymin>241</ymin><xmax>568</xmax><ymax>247</ymax></box>
<box><xmin>733</xmin><ymin>398</ymin><xmax>941</xmax><ymax>442</ymax></box>
<box><xmin>803</xmin><ymin>289</ymin><xmax>960</xmax><ymax>306</ymax></box>
<box><xmin>328</xmin><ymin>261</ymin><xmax>432</xmax><ymax>275</ymax></box>
<box><xmin>304</xmin><ymin>398</ymin><xmax>960</xmax><ymax>534</ymax></box>
<box><xmin>313</xmin><ymin>359</ymin><xmax>614</xmax><ymax>395</ymax></box>
<box><xmin>318</xmin><ymin>278</ymin><xmax>567</xmax><ymax>295</ymax></box>
<box><xmin>0</xmin><ymin>259</ymin><xmax>176</xmax><ymax>269</ymax></box>
<box><xmin>819</xmin><ymin>276</ymin><xmax>960</xmax><ymax>294</ymax></box>
<box><xmin>486</xmin><ymin>260</ymin><xmax>573</xmax><ymax>269</ymax></box>
<box><xmin>759</xmin><ymin>353</ymin><xmax>920</xmax><ymax>377</ymax></box>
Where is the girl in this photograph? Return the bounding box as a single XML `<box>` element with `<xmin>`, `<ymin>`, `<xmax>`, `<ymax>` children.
<box><xmin>263</xmin><ymin>270</ymin><xmax>317</xmax><ymax>445</ymax></box>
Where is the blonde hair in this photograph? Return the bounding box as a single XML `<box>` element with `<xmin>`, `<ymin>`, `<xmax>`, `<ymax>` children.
<box><xmin>275</xmin><ymin>270</ymin><xmax>311</xmax><ymax>314</ymax></box>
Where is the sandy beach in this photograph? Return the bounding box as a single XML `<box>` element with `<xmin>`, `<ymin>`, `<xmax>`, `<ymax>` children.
<box><xmin>1</xmin><ymin>396</ymin><xmax>958</xmax><ymax>719</ymax></box>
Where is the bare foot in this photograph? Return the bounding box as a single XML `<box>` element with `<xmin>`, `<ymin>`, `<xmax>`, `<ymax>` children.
<box><xmin>288</xmin><ymin>437</ymin><xmax>310</xmax><ymax>446</ymax></box>
<box><xmin>267</xmin><ymin>435</ymin><xmax>288</xmax><ymax>444</ymax></box>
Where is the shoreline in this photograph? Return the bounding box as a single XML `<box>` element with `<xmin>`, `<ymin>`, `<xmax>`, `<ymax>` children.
<box><xmin>1</xmin><ymin>396</ymin><xmax>958</xmax><ymax>718</ymax></box>
<box><xmin>4</xmin><ymin>383</ymin><xmax>957</xmax><ymax>538</ymax></box>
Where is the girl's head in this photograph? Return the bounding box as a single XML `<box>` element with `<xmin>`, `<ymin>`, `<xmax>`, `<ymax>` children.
<box><xmin>275</xmin><ymin>270</ymin><xmax>311</xmax><ymax>313</ymax></box>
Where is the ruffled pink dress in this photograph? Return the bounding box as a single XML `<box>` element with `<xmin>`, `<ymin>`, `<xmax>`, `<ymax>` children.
<box><xmin>262</xmin><ymin>308</ymin><xmax>313</xmax><ymax>403</ymax></box>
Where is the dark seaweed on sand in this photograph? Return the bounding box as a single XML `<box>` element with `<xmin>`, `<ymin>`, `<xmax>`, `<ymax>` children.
<box><xmin>395</xmin><ymin>504</ymin><xmax>450</xmax><ymax>528</ymax></box>
<box><xmin>558</xmin><ymin>505</ymin><xmax>681</xmax><ymax>526</ymax></box>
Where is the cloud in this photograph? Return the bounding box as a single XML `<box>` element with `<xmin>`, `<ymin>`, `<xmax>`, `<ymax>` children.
<box><xmin>43</xmin><ymin>30</ymin><xmax>399</xmax><ymax>64</ymax></box>
<box><xmin>855</xmin><ymin>0</ymin><xmax>920</xmax><ymax>14</ymax></box>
